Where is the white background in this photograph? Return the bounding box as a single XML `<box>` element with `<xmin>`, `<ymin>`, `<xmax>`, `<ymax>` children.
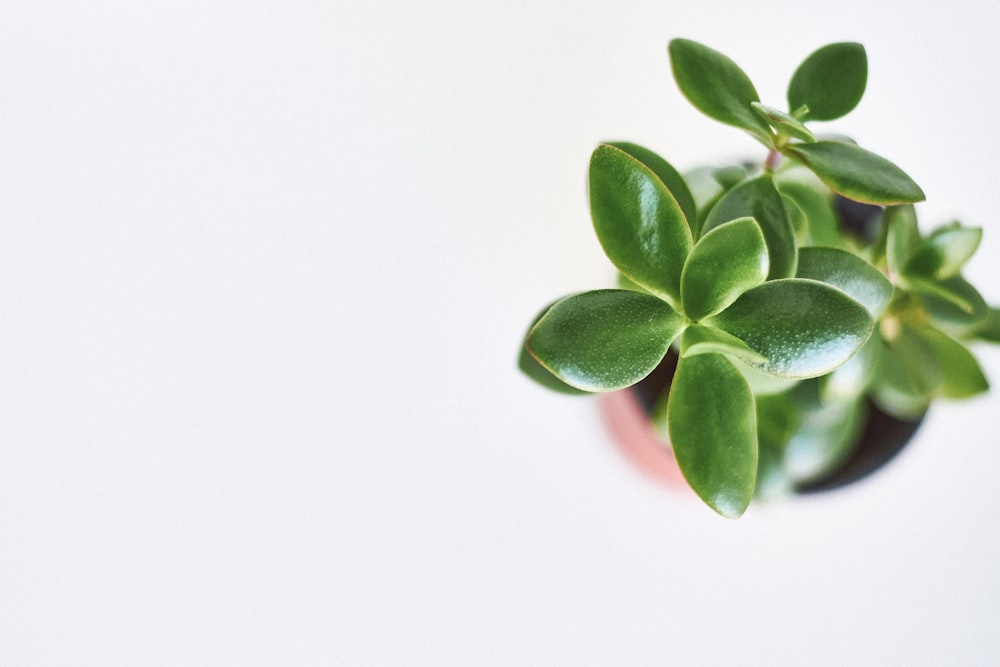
<box><xmin>2</xmin><ymin>1</ymin><xmax>999</xmax><ymax>664</ymax></box>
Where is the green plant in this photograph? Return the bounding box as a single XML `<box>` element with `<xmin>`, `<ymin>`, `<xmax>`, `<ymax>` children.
<box><xmin>519</xmin><ymin>39</ymin><xmax>1000</xmax><ymax>518</ymax></box>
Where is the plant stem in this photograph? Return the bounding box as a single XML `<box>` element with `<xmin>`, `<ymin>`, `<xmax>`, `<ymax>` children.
<box><xmin>764</xmin><ymin>149</ymin><xmax>782</xmax><ymax>173</ymax></box>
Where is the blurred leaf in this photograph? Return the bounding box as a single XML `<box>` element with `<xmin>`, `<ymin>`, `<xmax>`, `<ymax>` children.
<box><xmin>526</xmin><ymin>289</ymin><xmax>685</xmax><ymax>392</ymax></box>
<box><xmin>871</xmin><ymin>328</ymin><xmax>936</xmax><ymax>419</ymax></box>
<box><xmin>681</xmin><ymin>216</ymin><xmax>769</xmax><ymax>319</ymax></box>
<box><xmin>589</xmin><ymin>144</ymin><xmax>693</xmax><ymax>305</ymax></box>
<box><xmin>668</xmin><ymin>39</ymin><xmax>773</xmax><ymax>145</ymax></box>
<box><xmin>782</xmin><ymin>193</ymin><xmax>807</xmax><ymax>238</ymax></box>
<box><xmin>608</xmin><ymin>142</ymin><xmax>698</xmax><ymax>231</ymax></box>
<box><xmin>784</xmin><ymin>386</ymin><xmax>866</xmax><ymax>484</ymax></box>
<box><xmin>519</xmin><ymin>299</ymin><xmax>588</xmax><ymax>395</ymax></box>
<box><xmin>751</xmin><ymin>102</ymin><xmax>816</xmax><ymax>142</ymax></box>
<box><xmin>679</xmin><ymin>324</ymin><xmax>768</xmax><ymax>365</ymax></box>
<box><xmin>903</xmin><ymin>223</ymin><xmax>982</xmax><ymax>280</ymax></box>
<box><xmin>788</xmin><ymin>141</ymin><xmax>925</xmax><ymax>205</ymax></box>
<box><xmin>708</xmin><ymin>279</ymin><xmax>874</xmax><ymax>378</ymax></box>
<box><xmin>777</xmin><ymin>180</ymin><xmax>842</xmax><ymax>247</ymax></box>
<box><xmin>666</xmin><ymin>352</ymin><xmax>757</xmax><ymax>518</ymax></box>
<box><xmin>702</xmin><ymin>174</ymin><xmax>797</xmax><ymax>279</ymax></box>
<box><xmin>973</xmin><ymin>307</ymin><xmax>1000</xmax><ymax>343</ymax></box>
<box><xmin>915</xmin><ymin>327</ymin><xmax>989</xmax><ymax>398</ymax></box>
<box><xmin>787</xmin><ymin>42</ymin><xmax>868</xmax><ymax>121</ymax></box>
<box><xmin>885</xmin><ymin>204</ymin><xmax>920</xmax><ymax>278</ymax></box>
<box><xmin>713</xmin><ymin>165</ymin><xmax>747</xmax><ymax>190</ymax></box>
<box><xmin>796</xmin><ymin>246</ymin><xmax>893</xmax><ymax>318</ymax></box>
<box><xmin>820</xmin><ymin>330</ymin><xmax>881</xmax><ymax>403</ymax></box>
<box><xmin>915</xmin><ymin>275</ymin><xmax>989</xmax><ymax>326</ymax></box>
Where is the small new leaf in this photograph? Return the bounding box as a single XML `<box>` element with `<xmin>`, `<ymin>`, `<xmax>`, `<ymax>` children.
<box><xmin>787</xmin><ymin>42</ymin><xmax>867</xmax><ymax>121</ymax></box>
<box><xmin>668</xmin><ymin>39</ymin><xmax>773</xmax><ymax>146</ymax></box>
<box><xmin>526</xmin><ymin>289</ymin><xmax>685</xmax><ymax>392</ymax></box>
<box><xmin>681</xmin><ymin>216</ymin><xmax>769</xmax><ymax>320</ymax></box>
<box><xmin>751</xmin><ymin>102</ymin><xmax>816</xmax><ymax>143</ymax></box>
<box><xmin>788</xmin><ymin>141</ymin><xmax>925</xmax><ymax>205</ymax></box>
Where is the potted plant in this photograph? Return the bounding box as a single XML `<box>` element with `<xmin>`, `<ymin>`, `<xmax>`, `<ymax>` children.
<box><xmin>519</xmin><ymin>39</ymin><xmax>1000</xmax><ymax>518</ymax></box>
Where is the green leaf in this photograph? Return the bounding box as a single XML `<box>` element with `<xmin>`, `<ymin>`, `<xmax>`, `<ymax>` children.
<box><xmin>607</xmin><ymin>142</ymin><xmax>698</xmax><ymax>231</ymax></box>
<box><xmin>784</xmin><ymin>388</ymin><xmax>866</xmax><ymax>484</ymax></box>
<box><xmin>589</xmin><ymin>144</ymin><xmax>693</xmax><ymax>306</ymax></box>
<box><xmin>973</xmin><ymin>307</ymin><xmax>1000</xmax><ymax>343</ymax></box>
<box><xmin>915</xmin><ymin>326</ymin><xmax>989</xmax><ymax>398</ymax></box>
<box><xmin>702</xmin><ymin>174</ymin><xmax>797</xmax><ymax>279</ymax></box>
<box><xmin>668</xmin><ymin>39</ymin><xmax>773</xmax><ymax>146</ymax></box>
<box><xmin>787</xmin><ymin>42</ymin><xmax>868</xmax><ymax>121</ymax></box>
<box><xmin>885</xmin><ymin>204</ymin><xmax>920</xmax><ymax>278</ymax></box>
<box><xmin>915</xmin><ymin>275</ymin><xmax>989</xmax><ymax>324</ymax></box>
<box><xmin>713</xmin><ymin>165</ymin><xmax>747</xmax><ymax>190</ymax></box>
<box><xmin>526</xmin><ymin>289</ymin><xmax>685</xmax><ymax>392</ymax></box>
<box><xmin>679</xmin><ymin>324</ymin><xmax>768</xmax><ymax>365</ymax></box>
<box><xmin>665</xmin><ymin>352</ymin><xmax>757</xmax><ymax>518</ymax></box>
<box><xmin>777</xmin><ymin>180</ymin><xmax>842</xmax><ymax>247</ymax></box>
<box><xmin>796</xmin><ymin>246</ymin><xmax>893</xmax><ymax>318</ymax></box>
<box><xmin>707</xmin><ymin>279</ymin><xmax>874</xmax><ymax>378</ymax></box>
<box><xmin>751</xmin><ymin>102</ymin><xmax>816</xmax><ymax>142</ymax></box>
<box><xmin>903</xmin><ymin>223</ymin><xmax>982</xmax><ymax>280</ymax></box>
<box><xmin>871</xmin><ymin>325</ymin><xmax>939</xmax><ymax>418</ymax></box>
<box><xmin>681</xmin><ymin>216</ymin><xmax>769</xmax><ymax>320</ymax></box>
<box><xmin>519</xmin><ymin>299</ymin><xmax>588</xmax><ymax>395</ymax></box>
<box><xmin>788</xmin><ymin>141</ymin><xmax>925</xmax><ymax>205</ymax></box>
<box><xmin>820</xmin><ymin>330</ymin><xmax>881</xmax><ymax>403</ymax></box>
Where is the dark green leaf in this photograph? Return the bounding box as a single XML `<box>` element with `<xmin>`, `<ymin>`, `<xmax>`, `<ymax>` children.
<box><xmin>608</xmin><ymin>142</ymin><xmax>698</xmax><ymax>230</ymax></box>
<box><xmin>751</xmin><ymin>102</ymin><xmax>816</xmax><ymax>142</ymax></box>
<box><xmin>666</xmin><ymin>352</ymin><xmax>757</xmax><ymax>518</ymax></box>
<box><xmin>788</xmin><ymin>141</ymin><xmax>925</xmax><ymax>205</ymax></box>
<box><xmin>668</xmin><ymin>39</ymin><xmax>773</xmax><ymax>145</ymax></box>
<box><xmin>679</xmin><ymin>324</ymin><xmax>768</xmax><ymax>365</ymax></box>
<box><xmin>702</xmin><ymin>174</ymin><xmax>797</xmax><ymax>279</ymax></box>
<box><xmin>974</xmin><ymin>307</ymin><xmax>1000</xmax><ymax>343</ymax></box>
<box><xmin>885</xmin><ymin>204</ymin><xmax>920</xmax><ymax>278</ymax></box>
<box><xmin>787</xmin><ymin>42</ymin><xmax>867</xmax><ymax>121</ymax></box>
<box><xmin>681</xmin><ymin>216</ymin><xmax>769</xmax><ymax>319</ymax></box>
<box><xmin>914</xmin><ymin>275</ymin><xmax>989</xmax><ymax>324</ymax></box>
<box><xmin>903</xmin><ymin>223</ymin><xmax>982</xmax><ymax>280</ymax></box>
<box><xmin>713</xmin><ymin>165</ymin><xmax>747</xmax><ymax>190</ymax></box>
<box><xmin>916</xmin><ymin>327</ymin><xmax>989</xmax><ymax>398</ymax></box>
<box><xmin>519</xmin><ymin>299</ymin><xmax>588</xmax><ymax>395</ymax></box>
<box><xmin>589</xmin><ymin>144</ymin><xmax>693</xmax><ymax>306</ymax></box>
<box><xmin>708</xmin><ymin>279</ymin><xmax>874</xmax><ymax>378</ymax></box>
<box><xmin>796</xmin><ymin>246</ymin><xmax>893</xmax><ymax>318</ymax></box>
<box><xmin>526</xmin><ymin>289</ymin><xmax>685</xmax><ymax>392</ymax></box>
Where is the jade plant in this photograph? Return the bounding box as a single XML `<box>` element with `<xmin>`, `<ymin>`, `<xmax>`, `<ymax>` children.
<box><xmin>520</xmin><ymin>39</ymin><xmax>1000</xmax><ymax>518</ymax></box>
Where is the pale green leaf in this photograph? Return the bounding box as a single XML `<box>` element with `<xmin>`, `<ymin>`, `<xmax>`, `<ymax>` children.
<box><xmin>751</xmin><ymin>102</ymin><xmax>816</xmax><ymax>142</ymax></box>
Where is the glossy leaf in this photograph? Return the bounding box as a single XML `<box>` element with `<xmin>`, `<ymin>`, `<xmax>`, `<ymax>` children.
<box><xmin>884</xmin><ymin>204</ymin><xmax>920</xmax><ymax>278</ymax></box>
<box><xmin>784</xmin><ymin>387</ymin><xmax>865</xmax><ymax>484</ymax></box>
<box><xmin>820</xmin><ymin>331</ymin><xmax>881</xmax><ymax>403</ymax></box>
<box><xmin>519</xmin><ymin>300</ymin><xmax>588</xmax><ymax>395</ymax></box>
<box><xmin>526</xmin><ymin>289</ymin><xmax>685</xmax><ymax>392</ymax></box>
<box><xmin>788</xmin><ymin>141</ymin><xmax>925</xmax><ymax>205</ymax></box>
<box><xmin>787</xmin><ymin>42</ymin><xmax>867</xmax><ymax>121</ymax></box>
<box><xmin>589</xmin><ymin>144</ymin><xmax>693</xmax><ymax>305</ymax></box>
<box><xmin>679</xmin><ymin>324</ymin><xmax>768</xmax><ymax>365</ymax></box>
<box><xmin>903</xmin><ymin>223</ymin><xmax>982</xmax><ymax>280</ymax></box>
<box><xmin>751</xmin><ymin>102</ymin><xmax>816</xmax><ymax>142</ymax></box>
<box><xmin>914</xmin><ymin>275</ymin><xmax>989</xmax><ymax>322</ymax></box>
<box><xmin>608</xmin><ymin>142</ymin><xmax>698</xmax><ymax>230</ymax></box>
<box><xmin>668</xmin><ymin>39</ymin><xmax>773</xmax><ymax>145</ymax></box>
<box><xmin>796</xmin><ymin>246</ymin><xmax>893</xmax><ymax>318</ymax></box>
<box><xmin>702</xmin><ymin>175</ymin><xmax>797</xmax><ymax>279</ymax></box>
<box><xmin>681</xmin><ymin>216</ymin><xmax>769</xmax><ymax>320</ymax></box>
<box><xmin>916</xmin><ymin>327</ymin><xmax>989</xmax><ymax>398</ymax></box>
<box><xmin>665</xmin><ymin>352</ymin><xmax>757</xmax><ymax>518</ymax></box>
<box><xmin>708</xmin><ymin>279</ymin><xmax>874</xmax><ymax>378</ymax></box>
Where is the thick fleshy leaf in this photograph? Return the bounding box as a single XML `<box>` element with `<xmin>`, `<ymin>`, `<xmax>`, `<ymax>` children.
<box><xmin>751</xmin><ymin>102</ymin><xmax>816</xmax><ymax>142</ymax></box>
<box><xmin>589</xmin><ymin>144</ymin><xmax>693</xmax><ymax>305</ymax></box>
<box><xmin>787</xmin><ymin>42</ymin><xmax>867</xmax><ymax>121</ymax></box>
<box><xmin>914</xmin><ymin>275</ymin><xmax>989</xmax><ymax>323</ymax></box>
<box><xmin>788</xmin><ymin>141</ymin><xmax>925</xmax><ymax>205</ymax></box>
<box><xmin>777</xmin><ymin>180</ymin><xmax>841</xmax><ymax>247</ymax></box>
<box><xmin>903</xmin><ymin>223</ymin><xmax>982</xmax><ymax>280</ymax></box>
<box><xmin>678</xmin><ymin>324</ymin><xmax>767</xmax><ymax>365</ymax></box>
<box><xmin>526</xmin><ymin>289</ymin><xmax>685</xmax><ymax>392</ymax></box>
<box><xmin>884</xmin><ymin>204</ymin><xmax>920</xmax><ymax>278</ymax></box>
<box><xmin>796</xmin><ymin>246</ymin><xmax>893</xmax><ymax>318</ymax></box>
<box><xmin>668</xmin><ymin>39</ymin><xmax>773</xmax><ymax>145</ymax></box>
<box><xmin>681</xmin><ymin>216</ymin><xmax>768</xmax><ymax>319</ymax></box>
<box><xmin>707</xmin><ymin>279</ymin><xmax>874</xmax><ymax>378</ymax></box>
<box><xmin>702</xmin><ymin>175</ymin><xmax>797</xmax><ymax>279</ymax></box>
<box><xmin>871</xmin><ymin>334</ymin><xmax>933</xmax><ymax>420</ymax></box>
<box><xmin>820</xmin><ymin>331</ymin><xmax>881</xmax><ymax>403</ymax></box>
<box><xmin>608</xmin><ymin>142</ymin><xmax>697</xmax><ymax>230</ymax></box>
<box><xmin>665</xmin><ymin>352</ymin><xmax>757</xmax><ymax>518</ymax></box>
<box><xmin>518</xmin><ymin>300</ymin><xmax>588</xmax><ymax>395</ymax></box>
<box><xmin>916</xmin><ymin>327</ymin><xmax>989</xmax><ymax>398</ymax></box>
